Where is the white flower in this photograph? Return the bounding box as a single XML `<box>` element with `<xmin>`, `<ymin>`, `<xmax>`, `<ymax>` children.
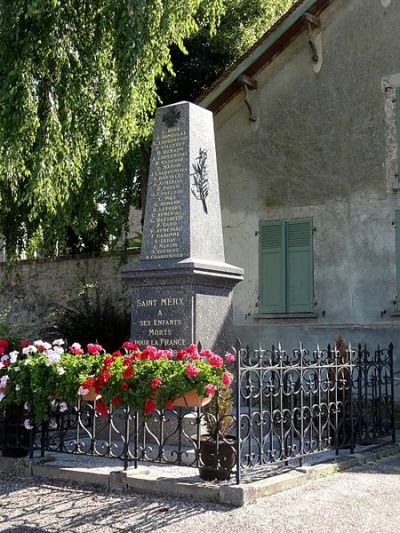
<box><xmin>46</xmin><ymin>350</ymin><xmax>61</xmax><ymax>365</ymax></box>
<box><xmin>71</xmin><ymin>342</ymin><xmax>81</xmax><ymax>349</ymax></box>
<box><xmin>9</xmin><ymin>351</ymin><xmax>19</xmax><ymax>363</ymax></box>
<box><xmin>24</xmin><ymin>359</ymin><xmax>32</xmax><ymax>366</ymax></box>
<box><xmin>78</xmin><ymin>386</ymin><xmax>89</xmax><ymax>396</ymax></box>
<box><xmin>59</xmin><ymin>401</ymin><xmax>68</xmax><ymax>413</ymax></box>
<box><xmin>57</xmin><ymin>366</ymin><xmax>65</xmax><ymax>375</ymax></box>
<box><xmin>53</xmin><ymin>339</ymin><xmax>65</xmax><ymax>346</ymax></box>
<box><xmin>0</xmin><ymin>392</ymin><xmax>5</xmax><ymax>402</ymax></box>
<box><xmin>13</xmin><ymin>366</ymin><xmax>20</xmax><ymax>372</ymax></box>
<box><xmin>33</xmin><ymin>339</ymin><xmax>44</xmax><ymax>347</ymax></box>
<box><xmin>0</xmin><ymin>375</ymin><xmax>9</xmax><ymax>388</ymax></box>
<box><xmin>22</xmin><ymin>345</ymin><xmax>37</xmax><ymax>355</ymax></box>
<box><xmin>24</xmin><ymin>402</ymin><xmax>30</xmax><ymax>411</ymax></box>
<box><xmin>15</xmin><ymin>384</ymin><xmax>20</xmax><ymax>391</ymax></box>
<box><xmin>0</xmin><ymin>362</ymin><xmax>4</xmax><ymax>370</ymax></box>
<box><xmin>53</xmin><ymin>345</ymin><xmax>64</xmax><ymax>355</ymax></box>
<box><xmin>43</xmin><ymin>342</ymin><xmax>52</xmax><ymax>350</ymax></box>
<box><xmin>24</xmin><ymin>419</ymin><xmax>33</xmax><ymax>430</ymax></box>
<box><xmin>1</xmin><ymin>355</ymin><xmax>9</xmax><ymax>362</ymax></box>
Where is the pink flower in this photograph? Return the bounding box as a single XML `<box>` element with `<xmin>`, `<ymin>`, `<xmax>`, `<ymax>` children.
<box><xmin>225</xmin><ymin>352</ymin><xmax>236</xmax><ymax>363</ymax></box>
<box><xmin>200</xmin><ymin>349</ymin><xmax>214</xmax><ymax>359</ymax></box>
<box><xmin>190</xmin><ymin>352</ymin><xmax>201</xmax><ymax>360</ymax></box>
<box><xmin>185</xmin><ymin>363</ymin><xmax>199</xmax><ymax>378</ymax></box>
<box><xmin>209</xmin><ymin>354</ymin><xmax>223</xmax><ymax>368</ymax></box>
<box><xmin>144</xmin><ymin>398</ymin><xmax>156</xmax><ymax>416</ymax></box>
<box><xmin>150</xmin><ymin>377</ymin><xmax>162</xmax><ymax>391</ymax></box>
<box><xmin>187</xmin><ymin>344</ymin><xmax>198</xmax><ymax>354</ymax></box>
<box><xmin>70</xmin><ymin>346</ymin><xmax>84</xmax><ymax>355</ymax></box>
<box><xmin>204</xmin><ymin>384</ymin><xmax>215</xmax><ymax>396</ymax></box>
<box><xmin>87</xmin><ymin>343</ymin><xmax>103</xmax><ymax>355</ymax></box>
<box><xmin>165</xmin><ymin>400</ymin><xmax>174</xmax><ymax>410</ymax></box>
<box><xmin>222</xmin><ymin>371</ymin><xmax>232</xmax><ymax>386</ymax></box>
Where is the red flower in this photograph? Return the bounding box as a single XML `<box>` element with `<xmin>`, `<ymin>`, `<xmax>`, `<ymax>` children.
<box><xmin>82</xmin><ymin>377</ymin><xmax>95</xmax><ymax>389</ymax></box>
<box><xmin>123</xmin><ymin>357</ymin><xmax>134</xmax><ymax>367</ymax></box>
<box><xmin>112</xmin><ymin>395</ymin><xmax>122</xmax><ymax>407</ymax></box>
<box><xmin>122</xmin><ymin>367</ymin><xmax>135</xmax><ymax>380</ymax></box>
<box><xmin>87</xmin><ymin>343</ymin><xmax>103</xmax><ymax>355</ymax></box>
<box><xmin>176</xmin><ymin>350</ymin><xmax>187</xmax><ymax>360</ymax></box>
<box><xmin>112</xmin><ymin>350</ymin><xmax>122</xmax><ymax>358</ymax></box>
<box><xmin>120</xmin><ymin>382</ymin><xmax>129</xmax><ymax>391</ymax></box>
<box><xmin>185</xmin><ymin>364</ymin><xmax>199</xmax><ymax>378</ymax></box>
<box><xmin>190</xmin><ymin>352</ymin><xmax>200</xmax><ymax>361</ymax></box>
<box><xmin>0</xmin><ymin>339</ymin><xmax>9</xmax><ymax>349</ymax></box>
<box><xmin>144</xmin><ymin>398</ymin><xmax>156</xmax><ymax>416</ymax></box>
<box><xmin>102</xmin><ymin>356</ymin><xmax>114</xmax><ymax>367</ymax></box>
<box><xmin>141</xmin><ymin>346</ymin><xmax>157</xmax><ymax>360</ymax></box>
<box><xmin>150</xmin><ymin>377</ymin><xmax>162</xmax><ymax>391</ymax></box>
<box><xmin>122</xmin><ymin>341</ymin><xmax>139</xmax><ymax>351</ymax></box>
<box><xmin>96</xmin><ymin>371</ymin><xmax>111</xmax><ymax>386</ymax></box>
<box><xmin>165</xmin><ymin>400</ymin><xmax>174</xmax><ymax>410</ymax></box>
<box><xmin>20</xmin><ymin>340</ymin><xmax>30</xmax><ymax>348</ymax></box>
<box><xmin>37</xmin><ymin>344</ymin><xmax>45</xmax><ymax>353</ymax></box>
<box><xmin>95</xmin><ymin>400</ymin><xmax>109</xmax><ymax>417</ymax></box>
<box><xmin>0</xmin><ymin>348</ymin><xmax>4</xmax><ymax>355</ymax></box>
<box><xmin>222</xmin><ymin>371</ymin><xmax>232</xmax><ymax>386</ymax></box>
<box><xmin>209</xmin><ymin>354</ymin><xmax>223</xmax><ymax>368</ymax></box>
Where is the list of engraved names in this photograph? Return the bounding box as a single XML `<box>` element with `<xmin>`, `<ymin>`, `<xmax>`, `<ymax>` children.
<box><xmin>145</xmin><ymin>126</ymin><xmax>186</xmax><ymax>260</ymax></box>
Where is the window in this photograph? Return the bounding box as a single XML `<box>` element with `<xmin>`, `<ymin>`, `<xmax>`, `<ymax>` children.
<box><xmin>259</xmin><ymin>218</ymin><xmax>314</xmax><ymax>314</ymax></box>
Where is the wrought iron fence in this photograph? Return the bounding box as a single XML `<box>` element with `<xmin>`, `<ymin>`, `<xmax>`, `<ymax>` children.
<box><xmin>0</xmin><ymin>342</ymin><xmax>395</xmax><ymax>484</ymax></box>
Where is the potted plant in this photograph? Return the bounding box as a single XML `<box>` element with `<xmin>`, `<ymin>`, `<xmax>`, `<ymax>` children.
<box><xmin>0</xmin><ymin>340</ymin><xmax>105</xmax><ymax>432</ymax></box>
<box><xmin>197</xmin><ymin>384</ymin><xmax>236</xmax><ymax>481</ymax></box>
<box><xmin>87</xmin><ymin>343</ymin><xmax>234</xmax><ymax>418</ymax></box>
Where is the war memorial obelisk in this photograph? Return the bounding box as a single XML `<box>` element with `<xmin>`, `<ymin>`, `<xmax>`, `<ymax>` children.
<box><xmin>121</xmin><ymin>101</ymin><xmax>243</xmax><ymax>352</ymax></box>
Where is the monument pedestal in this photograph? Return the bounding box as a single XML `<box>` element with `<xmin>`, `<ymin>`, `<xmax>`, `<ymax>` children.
<box><xmin>122</xmin><ymin>259</ymin><xmax>242</xmax><ymax>352</ymax></box>
<box><xmin>121</xmin><ymin>101</ymin><xmax>243</xmax><ymax>353</ymax></box>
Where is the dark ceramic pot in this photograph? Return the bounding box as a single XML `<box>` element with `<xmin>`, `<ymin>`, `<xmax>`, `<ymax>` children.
<box><xmin>1</xmin><ymin>404</ymin><xmax>30</xmax><ymax>457</ymax></box>
<box><xmin>196</xmin><ymin>434</ymin><xmax>236</xmax><ymax>481</ymax></box>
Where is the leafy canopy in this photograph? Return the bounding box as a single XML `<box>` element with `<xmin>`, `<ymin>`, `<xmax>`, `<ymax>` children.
<box><xmin>0</xmin><ymin>0</ymin><xmax>225</xmax><ymax>261</ymax></box>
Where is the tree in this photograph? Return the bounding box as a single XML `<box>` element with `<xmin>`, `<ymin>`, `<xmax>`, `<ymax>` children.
<box><xmin>158</xmin><ymin>0</ymin><xmax>295</xmax><ymax>105</ymax></box>
<box><xmin>0</xmin><ymin>0</ymin><xmax>225</xmax><ymax>262</ymax></box>
<box><xmin>139</xmin><ymin>0</ymin><xmax>295</xmax><ymax>221</ymax></box>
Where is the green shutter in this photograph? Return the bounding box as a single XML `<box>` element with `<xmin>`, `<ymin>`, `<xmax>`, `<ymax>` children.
<box><xmin>396</xmin><ymin>88</ymin><xmax>400</xmax><ymax>181</ymax></box>
<box><xmin>286</xmin><ymin>219</ymin><xmax>313</xmax><ymax>313</ymax></box>
<box><xmin>259</xmin><ymin>221</ymin><xmax>285</xmax><ymax>313</ymax></box>
<box><xmin>396</xmin><ymin>210</ymin><xmax>400</xmax><ymax>311</ymax></box>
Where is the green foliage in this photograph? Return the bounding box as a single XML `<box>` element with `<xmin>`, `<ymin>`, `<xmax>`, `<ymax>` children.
<box><xmin>203</xmin><ymin>385</ymin><xmax>233</xmax><ymax>439</ymax></box>
<box><xmin>42</xmin><ymin>283</ymin><xmax>130</xmax><ymax>350</ymax></box>
<box><xmin>0</xmin><ymin>0</ymin><xmax>225</xmax><ymax>261</ymax></box>
<box><xmin>1</xmin><ymin>344</ymin><xmax>104</xmax><ymax>422</ymax></box>
<box><xmin>158</xmin><ymin>0</ymin><xmax>296</xmax><ymax>105</ymax></box>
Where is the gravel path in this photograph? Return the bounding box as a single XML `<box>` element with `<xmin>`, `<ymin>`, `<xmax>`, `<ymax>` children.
<box><xmin>0</xmin><ymin>454</ymin><xmax>399</xmax><ymax>533</ymax></box>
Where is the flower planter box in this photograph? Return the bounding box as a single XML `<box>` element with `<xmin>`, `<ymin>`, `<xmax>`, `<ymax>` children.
<box><xmin>173</xmin><ymin>390</ymin><xmax>212</xmax><ymax>408</ymax></box>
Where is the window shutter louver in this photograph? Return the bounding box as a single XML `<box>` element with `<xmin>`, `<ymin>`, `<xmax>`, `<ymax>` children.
<box><xmin>286</xmin><ymin>219</ymin><xmax>313</xmax><ymax>313</ymax></box>
<box><xmin>259</xmin><ymin>221</ymin><xmax>285</xmax><ymax>313</ymax></box>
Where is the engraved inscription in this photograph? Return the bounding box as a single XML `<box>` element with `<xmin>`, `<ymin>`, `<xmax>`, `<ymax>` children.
<box><xmin>133</xmin><ymin>293</ymin><xmax>189</xmax><ymax>349</ymax></box>
<box><xmin>144</xmin><ymin>125</ymin><xmax>186</xmax><ymax>260</ymax></box>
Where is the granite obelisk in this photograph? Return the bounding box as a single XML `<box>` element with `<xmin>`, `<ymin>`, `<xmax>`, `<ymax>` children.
<box><xmin>121</xmin><ymin>101</ymin><xmax>243</xmax><ymax>352</ymax></box>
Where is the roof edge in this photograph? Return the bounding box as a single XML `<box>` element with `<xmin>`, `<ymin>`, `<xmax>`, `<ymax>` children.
<box><xmin>197</xmin><ymin>0</ymin><xmax>331</xmax><ymax>113</ymax></box>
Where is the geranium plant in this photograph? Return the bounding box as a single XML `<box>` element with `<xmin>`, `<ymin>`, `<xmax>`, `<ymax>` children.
<box><xmin>80</xmin><ymin>343</ymin><xmax>234</xmax><ymax>418</ymax></box>
<box><xmin>0</xmin><ymin>339</ymin><xmax>104</xmax><ymax>423</ymax></box>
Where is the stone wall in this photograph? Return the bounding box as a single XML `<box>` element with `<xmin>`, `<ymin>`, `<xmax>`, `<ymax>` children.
<box><xmin>0</xmin><ymin>251</ymin><xmax>139</xmax><ymax>339</ymax></box>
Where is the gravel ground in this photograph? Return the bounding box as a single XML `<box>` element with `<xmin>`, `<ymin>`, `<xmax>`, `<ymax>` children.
<box><xmin>0</xmin><ymin>454</ymin><xmax>400</xmax><ymax>533</ymax></box>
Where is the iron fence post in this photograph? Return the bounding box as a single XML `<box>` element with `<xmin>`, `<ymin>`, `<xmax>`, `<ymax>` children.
<box><xmin>235</xmin><ymin>338</ymin><xmax>241</xmax><ymax>485</ymax></box>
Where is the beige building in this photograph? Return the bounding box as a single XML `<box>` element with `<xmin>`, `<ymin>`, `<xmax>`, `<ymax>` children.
<box><xmin>199</xmin><ymin>0</ymin><xmax>400</xmax><ymax>356</ymax></box>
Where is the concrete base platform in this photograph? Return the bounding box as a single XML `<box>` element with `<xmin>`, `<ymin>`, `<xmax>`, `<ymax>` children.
<box><xmin>1</xmin><ymin>444</ymin><xmax>399</xmax><ymax>507</ymax></box>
